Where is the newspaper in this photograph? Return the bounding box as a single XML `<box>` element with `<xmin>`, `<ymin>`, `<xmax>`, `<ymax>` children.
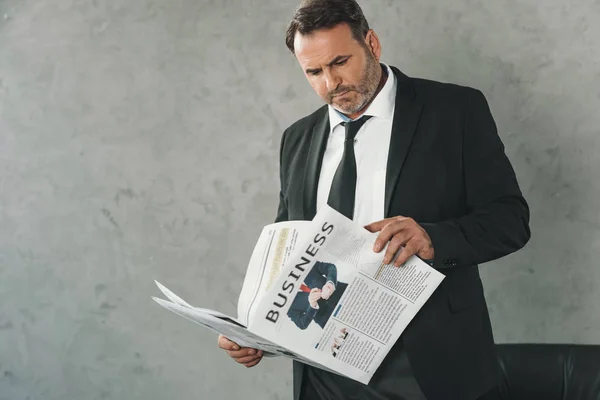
<box><xmin>153</xmin><ymin>205</ymin><xmax>444</xmax><ymax>384</ymax></box>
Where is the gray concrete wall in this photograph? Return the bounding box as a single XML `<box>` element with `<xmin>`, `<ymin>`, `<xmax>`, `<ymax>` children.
<box><xmin>0</xmin><ymin>0</ymin><xmax>598</xmax><ymax>399</ymax></box>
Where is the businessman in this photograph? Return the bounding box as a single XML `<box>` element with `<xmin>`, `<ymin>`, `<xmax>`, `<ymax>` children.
<box><xmin>287</xmin><ymin>261</ymin><xmax>348</xmax><ymax>330</ymax></box>
<box><xmin>219</xmin><ymin>1</ymin><xmax>530</xmax><ymax>399</ymax></box>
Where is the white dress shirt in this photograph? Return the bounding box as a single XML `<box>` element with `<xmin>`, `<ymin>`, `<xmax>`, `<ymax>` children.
<box><xmin>316</xmin><ymin>63</ymin><xmax>397</xmax><ymax>227</ymax></box>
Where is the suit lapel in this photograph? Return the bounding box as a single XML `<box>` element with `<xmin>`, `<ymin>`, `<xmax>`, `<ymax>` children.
<box><xmin>302</xmin><ymin>107</ymin><xmax>330</xmax><ymax>220</ymax></box>
<box><xmin>384</xmin><ymin>66</ymin><xmax>424</xmax><ymax>217</ymax></box>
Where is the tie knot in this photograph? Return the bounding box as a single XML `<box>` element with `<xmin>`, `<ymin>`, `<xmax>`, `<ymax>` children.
<box><xmin>341</xmin><ymin>115</ymin><xmax>372</xmax><ymax>141</ymax></box>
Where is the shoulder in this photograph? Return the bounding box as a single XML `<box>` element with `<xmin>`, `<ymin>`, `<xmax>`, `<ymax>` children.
<box><xmin>390</xmin><ymin>66</ymin><xmax>487</xmax><ymax>112</ymax></box>
<box><xmin>411</xmin><ymin>77</ymin><xmax>484</xmax><ymax>105</ymax></box>
<box><xmin>406</xmin><ymin>77</ymin><xmax>493</xmax><ymax>121</ymax></box>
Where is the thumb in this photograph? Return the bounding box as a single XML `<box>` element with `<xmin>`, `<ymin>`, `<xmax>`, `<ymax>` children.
<box><xmin>218</xmin><ymin>335</ymin><xmax>240</xmax><ymax>351</ymax></box>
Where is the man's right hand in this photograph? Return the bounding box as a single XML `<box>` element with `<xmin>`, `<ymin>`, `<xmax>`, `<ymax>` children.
<box><xmin>218</xmin><ymin>334</ymin><xmax>263</xmax><ymax>368</ymax></box>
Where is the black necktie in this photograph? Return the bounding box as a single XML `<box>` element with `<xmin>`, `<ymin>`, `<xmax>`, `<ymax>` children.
<box><xmin>327</xmin><ymin>115</ymin><xmax>372</xmax><ymax>219</ymax></box>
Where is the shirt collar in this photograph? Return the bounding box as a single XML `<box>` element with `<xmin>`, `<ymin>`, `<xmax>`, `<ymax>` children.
<box><xmin>328</xmin><ymin>62</ymin><xmax>397</xmax><ymax>133</ymax></box>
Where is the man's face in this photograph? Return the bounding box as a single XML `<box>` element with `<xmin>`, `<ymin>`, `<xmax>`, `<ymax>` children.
<box><xmin>294</xmin><ymin>23</ymin><xmax>381</xmax><ymax>116</ymax></box>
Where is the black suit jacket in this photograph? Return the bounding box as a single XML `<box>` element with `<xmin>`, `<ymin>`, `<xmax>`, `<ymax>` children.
<box><xmin>286</xmin><ymin>261</ymin><xmax>347</xmax><ymax>330</ymax></box>
<box><xmin>275</xmin><ymin>66</ymin><xmax>531</xmax><ymax>400</ymax></box>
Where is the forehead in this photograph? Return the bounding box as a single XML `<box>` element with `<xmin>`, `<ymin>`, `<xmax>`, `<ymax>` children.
<box><xmin>294</xmin><ymin>23</ymin><xmax>360</xmax><ymax>65</ymax></box>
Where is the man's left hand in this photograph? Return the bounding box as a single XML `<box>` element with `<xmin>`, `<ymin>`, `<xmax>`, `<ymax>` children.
<box><xmin>364</xmin><ymin>216</ymin><xmax>434</xmax><ymax>267</ymax></box>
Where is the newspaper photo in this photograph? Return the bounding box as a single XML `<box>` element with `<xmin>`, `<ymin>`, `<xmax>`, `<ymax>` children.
<box><xmin>153</xmin><ymin>205</ymin><xmax>445</xmax><ymax>384</ymax></box>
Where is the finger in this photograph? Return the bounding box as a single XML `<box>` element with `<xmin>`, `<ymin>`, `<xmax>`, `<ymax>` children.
<box><xmin>364</xmin><ymin>218</ymin><xmax>392</xmax><ymax>233</ymax></box>
<box><xmin>235</xmin><ymin>353</ymin><xmax>263</xmax><ymax>364</ymax></box>
<box><xmin>243</xmin><ymin>357</ymin><xmax>263</xmax><ymax>368</ymax></box>
<box><xmin>416</xmin><ymin>244</ymin><xmax>434</xmax><ymax>261</ymax></box>
<box><xmin>416</xmin><ymin>235</ymin><xmax>435</xmax><ymax>260</ymax></box>
<box><xmin>383</xmin><ymin>232</ymin><xmax>411</xmax><ymax>264</ymax></box>
<box><xmin>227</xmin><ymin>348</ymin><xmax>262</xmax><ymax>359</ymax></box>
<box><xmin>394</xmin><ymin>240</ymin><xmax>419</xmax><ymax>267</ymax></box>
<box><xmin>374</xmin><ymin>219</ymin><xmax>408</xmax><ymax>253</ymax></box>
<box><xmin>218</xmin><ymin>335</ymin><xmax>240</xmax><ymax>351</ymax></box>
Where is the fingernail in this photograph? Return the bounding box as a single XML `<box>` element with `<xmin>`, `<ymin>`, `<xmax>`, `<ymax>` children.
<box><xmin>232</xmin><ymin>345</ymin><xmax>239</xmax><ymax>350</ymax></box>
<box><xmin>374</xmin><ymin>244</ymin><xmax>380</xmax><ymax>252</ymax></box>
<box><xmin>248</xmin><ymin>350</ymin><xmax>255</xmax><ymax>355</ymax></box>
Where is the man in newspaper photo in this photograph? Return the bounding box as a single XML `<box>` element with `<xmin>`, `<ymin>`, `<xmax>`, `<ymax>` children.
<box><xmin>218</xmin><ymin>0</ymin><xmax>531</xmax><ymax>399</ymax></box>
<box><xmin>287</xmin><ymin>261</ymin><xmax>348</xmax><ymax>330</ymax></box>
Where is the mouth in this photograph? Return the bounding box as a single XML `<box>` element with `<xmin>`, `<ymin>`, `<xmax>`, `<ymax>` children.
<box><xmin>334</xmin><ymin>91</ymin><xmax>351</xmax><ymax>98</ymax></box>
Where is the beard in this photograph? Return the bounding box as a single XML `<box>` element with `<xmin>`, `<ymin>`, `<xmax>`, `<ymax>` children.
<box><xmin>327</xmin><ymin>50</ymin><xmax>381</xmax><ymax>115</ymax></box>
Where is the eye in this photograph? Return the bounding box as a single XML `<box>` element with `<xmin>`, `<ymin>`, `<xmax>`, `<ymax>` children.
<box><xmin>335</xmin><ymin>59</ymin><xmax>348</xmax><ymax>66</ymax></box>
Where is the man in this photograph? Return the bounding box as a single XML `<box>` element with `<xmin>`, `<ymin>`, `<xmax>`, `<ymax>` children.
<box><xmin>218</xmin><ymin>0</ymin><xmax>530</xmax><ymax>399</ymax></box>
<box><xmin>287</xmin><ymin>261</ymin><xmax>348</xmax><ymax>330</ymax></box>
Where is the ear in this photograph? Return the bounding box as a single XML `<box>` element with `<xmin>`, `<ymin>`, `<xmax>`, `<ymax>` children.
<box><xmin>365</xmin><ymin>30</ymin><xmax>382</xmax><ymax>61</ymax></box>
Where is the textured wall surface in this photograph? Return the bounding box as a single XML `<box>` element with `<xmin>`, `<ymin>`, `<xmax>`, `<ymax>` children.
<box><xmin>0</xmin><ymin>0</ymin><xmax>598</xmax><ymax>399</ymax></box>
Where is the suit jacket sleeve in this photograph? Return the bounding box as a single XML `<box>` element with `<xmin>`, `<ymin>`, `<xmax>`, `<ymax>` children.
<box><xmin>420</xmin><ymin>89</ymin><xmax>531</xmax><ymax>268</ymax></box>
<box><xmin>275</xmin><ymin>190</ymin><xmax>288</xmax><ymax>223</ymax></box>
<box><xmin>315</xmin><ymin>262</ymin><xmax>338</xmax><ymax>286</ymax></box>
<box><xmin>288</xmin><ymin>297</ymin><xmax>318</xmax><ymax>330</ymax></box>
<box><xmin>275</xmin><ymin>129</ymin><xmax>289</xmax><ymax>223</ymax></box>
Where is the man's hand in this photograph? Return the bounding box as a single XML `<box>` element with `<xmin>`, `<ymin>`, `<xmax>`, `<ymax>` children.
<box><xmin>218</xmin><ymin>334</ymin><xmax>263</xmax><ymax>368</ymax></box>
<box><xmin>364</xmin><ymin>216</ymin><xmax>434</xmax><ymax>267</ymax></box>
<box><xmin>320</xmin><ymin>281</ymin><xmax>336</xmax><ymax>300</ymax></box>
<box><xmin>308</xmin><ymin>288</ymin><xmax>322</xmax><ymax>308</ymax></box>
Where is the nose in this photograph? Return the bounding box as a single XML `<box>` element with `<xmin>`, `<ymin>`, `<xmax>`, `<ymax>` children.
<box><xmin>324</xmin><ymin>70</ymin><xmax>341</xmax><ymax>93</ymax></box>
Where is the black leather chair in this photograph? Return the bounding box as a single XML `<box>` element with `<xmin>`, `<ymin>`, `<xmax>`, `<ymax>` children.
<box><xmin>491</xmin><ymin>344</ymin><xmax>600</xmax><ymax>400</ymax></box>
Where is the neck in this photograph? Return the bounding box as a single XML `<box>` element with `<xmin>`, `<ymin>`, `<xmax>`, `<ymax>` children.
<box><xmin>344</xmin><ymin>64</ymin><xmax>388</xmax><ymax>120</ymax></box>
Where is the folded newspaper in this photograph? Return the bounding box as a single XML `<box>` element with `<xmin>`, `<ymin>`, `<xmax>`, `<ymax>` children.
<box><xmin>153</xmin><ymin>204</ymin><xmax>444</xmax><ymax>384</ymax></box>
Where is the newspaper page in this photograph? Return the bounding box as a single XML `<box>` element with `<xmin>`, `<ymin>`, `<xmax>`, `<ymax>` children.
<box><xmin>236</xmin><ymin>221</ymin><xmax>311</xmax><ymax>326</ymax></box>
<box><xmin>248</xmin><ymin>205</ymin><xmax>445</xmax><ymax>384</ymax></box>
